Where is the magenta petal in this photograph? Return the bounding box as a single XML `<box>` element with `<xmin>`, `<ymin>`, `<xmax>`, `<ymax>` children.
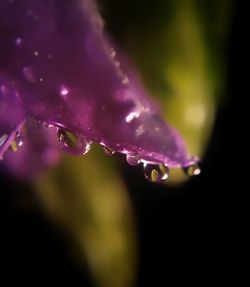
<box><xmin>0</xmin><ymin>0</ymin><xmax>195</xmax><ymax>168</ymax></box>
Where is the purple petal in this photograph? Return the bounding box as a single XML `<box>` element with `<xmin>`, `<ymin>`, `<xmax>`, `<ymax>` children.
<box><xmin>0</xmin><ymin>0</ymin><xmax>197</xmax><ymax>170</ymax></box>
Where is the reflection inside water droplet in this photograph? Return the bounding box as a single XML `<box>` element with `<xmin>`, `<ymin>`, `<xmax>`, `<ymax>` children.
<box><xmin>15</xmin><ymin>132</ymin><xmax>23</xmax><ymax>148</ymax></box>
<box><xmin>183</xmin><ymin>163</ymin><xmax>201</xmax><ymax>177</ymax></box>
<box><xmin>57</xmin><ymin>129</ymin><xmax>91</xmax><ymax>155</ymax></box>
<box><xmin>143</xmin><ymin>163</ymin><xmax>169</xmax><ymax>183</ymax></box>
<box><xmin>126</xmin><ymin>154</ymin><xmax>140</xmax><ymax>166</ymax></box>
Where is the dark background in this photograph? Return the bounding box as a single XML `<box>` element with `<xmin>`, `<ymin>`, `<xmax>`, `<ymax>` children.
<box><xmin>0</xmin><ymin>1</ymin><xmax>244</xmax><ymax>285</ymax></box>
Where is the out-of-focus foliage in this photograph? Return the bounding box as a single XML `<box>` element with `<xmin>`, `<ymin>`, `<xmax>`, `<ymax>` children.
<box><xmin>35</xmin><ymin>147</ymin><xmax>137</xmax><ymax>287</ymax></box>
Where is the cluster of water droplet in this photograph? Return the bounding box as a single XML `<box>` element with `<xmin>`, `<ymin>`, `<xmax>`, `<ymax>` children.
<box><xmin>1</xmin><ymin>123</ymin><xmax>201</xmax><ymax>183</ymax></box>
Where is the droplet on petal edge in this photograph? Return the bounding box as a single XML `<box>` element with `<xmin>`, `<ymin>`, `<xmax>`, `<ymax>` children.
<box><xmin>126</xmin><ymin>154</ymin><xmax>140</xmax><ymax>166</ymax></box>
<box><xmin>183</xmin><ymin>163</ymin><xmax>201</xmax><ymax>177</ymax></box>
<box><xmin>103</xmin><ymin>146</ymin><xmax>115</xmax><ymax>156</ymax></box>
<box><xmin>0</xmin><ymin>134</ymin><xmax>8</xmax><ymax>147</ymax></box>
<box><xmin>57</xmin><ymin>129</ymin><xmax>91</xmax><ymax>156</ymax></box>
<box><xmin>8</xmin><ymin>131</ymin><xmax>24</xmax><ymax>152</ymax></box>
<box><xmin>143</xmin><ymin>163</ymin><xmax>169</xmax><ymax>183</ymax></box>
<box><xmin>0</xmin><ymin>122</ymin><xmax>25</xmax><ymax>161</ymax></box>
<box><xmin>0</xmin><ymin>0</ymin><xmax>200</xmax><ymax>181</ymax></box>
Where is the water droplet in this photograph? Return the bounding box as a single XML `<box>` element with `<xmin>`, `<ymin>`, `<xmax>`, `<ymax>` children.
<box><xmin>126</xmin><ymin>154</ymin><xmax>140</xmax><ymax>166</ymax></box>
<box><xmin>183</xmin><ymin>163</ymin><xmax>201</xmax><ymax>177</ymax></box>
<box><xmin>15</xmin><ymin>133</ymin><xmax>23</xmax><ymax>148</ymax></box>
<box><xmin>103</xmin><ymin>146</ymin><xmax>115</xmax><ymax>156</ymax></box>
<box><xmin>0</xmin><ymin>134</ymin><xmax>8</xmax><ymax>147</ymax></box>
<box><xmin>57</xmin><ymin>129</ymin><xmax>91</xmax><ymax>155</ymax></box>
<box><xmin>143</xmin><ymin>163</ymin><xmax>169</xmax><ymax>183</ymax></box>
<box><xmin>8</xmin><ymin>132</ymin><xmax>23</xmax><ymax>152</ymax></box>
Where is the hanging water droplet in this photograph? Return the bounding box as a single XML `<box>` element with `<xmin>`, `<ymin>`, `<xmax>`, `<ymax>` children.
<box><xmin>0</xmin><ymin>134</ymin><xmax>8</xmax><ymax>147</ymax></box>
<box><xmin>15</xmin><ymin>132</ymin><xmax>23</xmax><ymax>148</ymax></box>
<box><xmin>126</xmin><ymin>154</ymin><xmax>140</xmax><ymax>166</ymax></box>
<box><xmin>103</xmin><ymin>146</ymin><xmax>115</xmax><ymax>156</ymax></box>
<box><xmin>8</xmin><ymin>132</ymin><xmax>23</xmax><ymax>152</ymax></box>
<box><xmin>143</xmin><ymin>163</ymin><xmax>169</xmax><ymax>183</ymax></box>
<box><xmin>57</xmin><ymin>129</ymin><xmax>91</xmax><ymax>155</ymax></box>
<box><xmin>183</xmin><ymin>163</ymin><xmax>201</xmax><ymax>177</ymax></box>
<box><xmin>9</xmin><ymin>140</ymin><xmax>22</xmax><ymax>151</ymax></box>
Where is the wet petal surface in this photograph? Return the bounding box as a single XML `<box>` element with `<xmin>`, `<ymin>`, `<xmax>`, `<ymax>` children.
<box><xmin>0</xmin><ymin>0</ymin><xmax>197</xmax><ymax>169</ymax></box>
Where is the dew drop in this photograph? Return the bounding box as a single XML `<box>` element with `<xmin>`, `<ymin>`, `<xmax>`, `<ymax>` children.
<box><xmin>183</xmin><ymin>163</ymin><xmax>201</xmax><ymax>177</ymax></box>
<box><xmin>15</xmin><ymin>132</ymin><xmax>24</xmax><ymax>148</ymax></box>
<box><xmin>8</xmin><ymin>132</ymin><xmax>23</xmax><ymax>152</ymax></box>
<box><xmin>103</xmin><ymin>146</ymin><xmax>115</xmax><ymax>156</ymax></box>
<box><xmin>0</xmin><ymin>134</ymin><xmax>8</xmax><ymax>147</ymax></box>
<box><xmin>143</xmin><ymin>163</ymin><xmax>169</xmax><ymax>183</ymax></box>
<box><xmin>126</xmin><ymin>154</ymin><xmax>140</xmax><ymax>166</ymax></box>
<box><xmin>57</xmin><ymin>129</ymin><xmax>91</xmax><ymax>155</ymax></box>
